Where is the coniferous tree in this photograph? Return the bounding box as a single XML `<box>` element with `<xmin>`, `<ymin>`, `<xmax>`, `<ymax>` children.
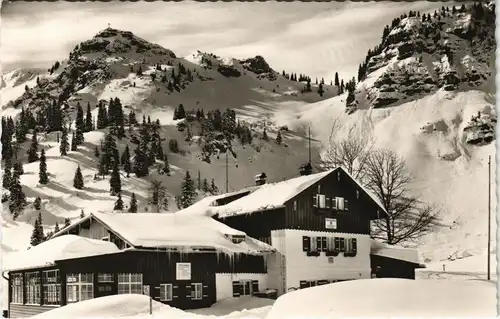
<box><xmin>210</xmin><ymin>178</ymin><xmax>218</xmax><ymax>195</ymax></box>
<box><xmin>30</xmin><ymin>212</ymin><xmax>44</xmax><ymax>246</ymax></box>
<box><xmin>202</xmin><ymin>178</ymin><xmax>210</xmax><ymax>193</ymax></box>
<box><xmin>75</xmin><ymin>103</ymin><xmax>85</xmax><ymax>145</ymax></box>
<box><xmin>318</xmin><ymin>83</ymin><xmax>324</xmax><ymax>97</ymax></box>
<box><xmin>71</xmin><ymin>132</ymin><xmax>77</xmax><ymax>151</ymax></box>
<box><xmin>38</xmin><ymin>149</ymin><xmax>48</xmax><ymax>184</ymax></box>
<box><xmin>109</xmin><ymin>162</ymin><xmax>122</xmax><ymax>195</ymax></box>
<box><xmin>162</xmin><ymin>154</ymin><xmax>171</xmax><ymax>176</ymax></box>
<box><xmin>3</xmin><ymin>162</ymin><xmax>12</xmax><ymax>189</ymax></box>
<box><xmin>9</xmin><ymin>170</ymin><xmax>26</xmax><ymax>218</ymax></box>
<box><xmin>85</xmin><ymin>102</ymin><xmax>93</xmax><ymax>132</ymax></box>
<box><xmin>13</xmin><ymin>161</ymin><xmax>24</xmax><ymax>176</ymax></box>
<box><xmin>54</xmin><ymin>222</ymin><xmax>60</xmax><ymax>233</ymax></box>
<box><xmin>121</xmin><ymin>145</ymin><xmax>132</xmax><ymax>177</ymax></box>
<box><xmin>34</xmin><ymin>197</ymin><xmax>41</xmax><ymax>210</ymax></box>
<box><xmin>148</xmin><ymin>180</ymin><xmax>168</xmax><ymax>213</ymax></box>
<box><xmin>27</xmin><ymin>131</ymin><xmax>39</xmax><ymax>163</ymax></box>
<box><xmin>114</xmin><ymin>193</ymin><xmax>124</xmax><ymax>211</ymax></box>
<box><xmin>64</xmin><ymin>218</ymin><xmax>71</xmax><ymax>228</ymax></box>
<box><xmin>60</xmin><ymin>126</ymin><xmax>69</xmax><ymax>156</ymax></box>
<box><xmin>276</xmin><ymin>130</ymin><xmax>283</xmax><ymax>145</ymax></box>
<box><xmin>73</xmin><ymin>165</ymin><xmax>84</xmax><ymax>189</ymax></box>
<box><xmin>129</xmin><ymin>193</ymin><xmax>138</xmax><ymax>213</ymax></box>
<box><xmin>80</xmin><ymin>209</ymin><xmax>85</xmax><ymax>218</ymax></box>
<box><xmin>180</xmin><ymin>171</ymin><xmax>196</xmax><ymax>208</ymax></box>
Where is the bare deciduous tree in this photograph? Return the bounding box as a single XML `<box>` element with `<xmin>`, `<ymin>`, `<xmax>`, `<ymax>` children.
<box><xmin>320</xmin><ymin>117</ymin><xmax>373</xmax><ymax>181</ymax></box>
<box><xmin>364</xmin><ymin>148</ymin><xmax>440</xmax><ymax>245</ymax></box>
<box><xmin>148</xmin><ymin>180</ymin><xmax>168</xmax><ymax>213</ymax></box>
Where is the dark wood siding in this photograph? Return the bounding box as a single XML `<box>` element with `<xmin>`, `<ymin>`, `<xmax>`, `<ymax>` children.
<box><xmin>9</xmin><ymin>304</ymin><xmax>57</xmax><ymax>318</ymax></box>
<box><xmin>214</xmin><ymin>208</ymin><xmax>286</xmax><ymax>244</ymax></box>
<box><xmin>216</xmin><ymin>254</ymin><xmax>267</xmax><ymax>273</ymax></box>
<box><xmin>284</xmin><ymin>169</ymin><xmax>377</xmax><ymax>234</ymax></box>
<box><xmin>370</xmin><ymin>255</ymin><xmax>418</xmax><ymax>280</ymax></box>
<box><xmin>56</xmin><ymin>250</ymin><xmax>218</xmax><ymax>310</ymax></box>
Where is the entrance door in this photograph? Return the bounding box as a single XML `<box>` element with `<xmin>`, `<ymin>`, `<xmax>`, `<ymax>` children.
<box><xmin>241</xmin><ymin>280</ymin><xmax>252</xmax><ymax>295</ymax></box>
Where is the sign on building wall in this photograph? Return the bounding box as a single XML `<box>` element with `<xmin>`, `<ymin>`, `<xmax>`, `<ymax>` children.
<box><xmin>176</xmin><ymin>262</ymin><xmax>192</xmax><ymax>280</ymax></box>
<box><xmin>325</xmin><ymin>218</ymin><xmax>337</xmax><ymax>229</ymax></box>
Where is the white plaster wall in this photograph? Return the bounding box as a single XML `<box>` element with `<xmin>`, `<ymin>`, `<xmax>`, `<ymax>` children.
<box><xmin>215</xmin><ymin>273</ymin><xmax>269</xmax><ymax>301</ymax></box>
<box><xmin>267</xmin><ymin>230</ymin><xmax>287</xmax><ymax>296</ymax></box>
<box><xmin>283</xmin><ymin>229</ymin><xmax>371</xmax><ymax>291</ymax></box>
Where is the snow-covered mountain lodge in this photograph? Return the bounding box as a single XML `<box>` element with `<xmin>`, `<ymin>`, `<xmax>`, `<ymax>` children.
<box><xmin>3</xmin><ymin>167</ymin><xmax>424</xmax><ymax>318</ymax></box>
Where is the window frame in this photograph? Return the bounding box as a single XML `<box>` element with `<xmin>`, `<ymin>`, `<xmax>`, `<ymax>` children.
<box><xmin>11</xmin><ymin>273</ymin><xmax>23</xmax><ymax>304</ymax></box>
<box><xmin>42</xmin><ymin>270</ymin><xmax>61</xmax><ymax>306</ymax></box>
<box><xmin>117</xmin><ymin>273</ymin><xmax>143</xmax><ymax>295</ymax></box>
<box><xmin>24</xmin><ymin>272</ymin><xmax>41</xmax><ymax>305</ymax></box>
<box><xmin>66</xmin><ymin>273</ymin><xmax>94</xmax><ymax>304</ymax></box>
<box><xmin>192</xmin><ymin>283</ymin><xmax>203</xmax><ymax>300</ymax></box>
<box><xmin>97</xmin><ymin>273</ymin><xmax>114</xmax><ymax>283</ymax></box>
<box><xmin>160</xmin><ymin>283</ymin><xmax>173</xmax><ymax>301</ymax></box>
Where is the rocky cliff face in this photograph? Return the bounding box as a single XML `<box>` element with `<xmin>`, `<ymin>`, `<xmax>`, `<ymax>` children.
<box><xmin>348</xmin><ymin>2</ymin><xmax>496</xmax><ymax>146</ymax></box>
<box><xmin>350</xmin><ymin>3</ymin><xmax>495</xmax><ymax>111</ymax></box>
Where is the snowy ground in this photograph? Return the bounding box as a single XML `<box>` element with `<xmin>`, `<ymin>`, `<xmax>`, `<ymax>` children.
<box><xmin>29</xmin><ymin>295</ymin><xmax>273</xmax><ymax>319</ymax></box>
<box><xmin>27</xmin><ymin>279</ymin><xmax>495</xmax><ymax>319</ymax></box>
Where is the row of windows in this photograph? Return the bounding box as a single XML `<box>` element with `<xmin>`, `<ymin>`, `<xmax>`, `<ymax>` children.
<box><xmin>313</xmin><ymin>195</ymin><xmax>349</xmax><ymax>211</ymax></box>
<box><xmin>302</xmin><ymin>236</ymin><xmax>358</xmax><ymax>257</ymax></box>
<box><xmin>298</xmin><ymin>279</ymin><xmax>352</xmax><ymax>289</ymax></box>
<box><xmin>11</xmin><ymin>272</ymin><xmax>143</xmax><ymax>306</ymax></box>
<box><xmin>159</xmin><ymin>283</ymin><xmax>203</xmax><ymax>301</ymax></box>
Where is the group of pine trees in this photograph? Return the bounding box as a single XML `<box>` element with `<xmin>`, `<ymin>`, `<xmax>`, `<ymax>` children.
<box><xmin>1</xmin><ymin>114</ymin><xmax>50</xmax><ymax>218</ymax></box>
<box><xmin>281</xmin><ymin>70</ymin><xmax>346</xmax><ymax>96</ymax></box>
<box><xmin>133</xmin><ymin>61</ymin><xmax>195</xmax><ymax>92</ymax></box>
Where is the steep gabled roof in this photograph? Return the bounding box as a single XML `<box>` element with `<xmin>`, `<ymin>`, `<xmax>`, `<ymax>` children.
<box><xmin>51</xmin><ymin>212</ymin><xmax>274</xmax><ymax>255</ymax></box>
<box><xmin>207</xmin><ymin>167</ymin><xmax>388</xmax><ymax>219</ymax></box>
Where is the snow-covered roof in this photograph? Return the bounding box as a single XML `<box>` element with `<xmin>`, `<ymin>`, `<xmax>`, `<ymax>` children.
<box><xmin>370</xmin><ymin>239</ymin><xmax>422</xmax><ymax>265</ymax></box>
<box><xmin>209</xmin><ymin>170</ymin><xmax>333</xmax><ymax>218</ymax></box>
<box><xmin>91</xmin><ymin>212</ymin><xmax>274</xmax><ymax>255</ymax></box>
<box><xmin>3</xmin><ymin>235</ymin><xmax>121</xmax><ymax>272</ymax></box>
<box><xmin>208</xmin><ymin>167</ymin><xmax>387</xmax><ymax>218</ymax></box>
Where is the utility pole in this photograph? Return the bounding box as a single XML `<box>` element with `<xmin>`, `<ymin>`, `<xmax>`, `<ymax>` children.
<box><xmin>308</xmin><ymin>127</ymin><xmax>311</xmax><ymax>164</ymax></box>
<box><xmin>487</xmin><ymin>155</ymin><xmax>491</xmax><ymax>280</ymax></box>
<box><xmin>225</xmin><ymin>149</ymin><xmax>229</xmax><ymax>193</ymax></box>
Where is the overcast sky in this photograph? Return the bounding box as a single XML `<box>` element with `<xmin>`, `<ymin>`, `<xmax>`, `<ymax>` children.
<box><xmin>1</xmin><ymin>1</ymin><xmax>449</xmax><ymax>80</ymax></box>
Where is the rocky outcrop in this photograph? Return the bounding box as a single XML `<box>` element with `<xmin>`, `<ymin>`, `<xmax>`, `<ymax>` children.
<box><xmin>240</xmin><ymin>56</ymin><xmax>273</xmax><ymax>75</ymax></box>
<box><xmin>217</xmin><ymin>64</ymin><xmax>241</xmax><ymax>77</ymax></box>
<box><xmin>463</xmin><ymin>111</ymin><xmax>496</xmax><ymax>145</ymax></box>
<box><xmin>357</xmin><ymin>3</ymin><xmax>495</xmax><ymax>109</ymax></box>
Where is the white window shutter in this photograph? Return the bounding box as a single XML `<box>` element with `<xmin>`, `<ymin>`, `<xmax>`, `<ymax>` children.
<box><xmin>319</xmin><ymin>195</ymin><xmax>326</xmax><ymax>208</ymax></box>
<box><xmin>338</xmin><ymin>198</ymin><xmax>345</xmax><ymax>210</ymax></box>
<box><xmin>313</xmin><ymin>195</ymin><xmax>318</xmax><ymax>207</ymax></box>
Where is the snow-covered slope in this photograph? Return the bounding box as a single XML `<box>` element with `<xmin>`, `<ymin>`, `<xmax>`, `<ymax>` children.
<box><xmin>273</xmin><ymin>3</ymin><xmax>496</xmax><ymax>263</ymax></box>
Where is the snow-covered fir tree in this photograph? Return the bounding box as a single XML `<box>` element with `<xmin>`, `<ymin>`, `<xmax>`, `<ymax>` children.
<box><xmin>38</xmin><ymin>149</ymin><xmax>48</xmax><ymax>184</ymax></box>
<box><xmin>129</xmin><ymin>193</ymin><xmax>138</xmax><ymax>213</ymax></box>
<box><xmin>73</xmin><ymin>165</ymin><xmax>84</xmax><ymax>189</ymax></box>
<box><xmin>180</xmin><ymin>171</ymin><xmax>197</xmax><ymax>208</ymax></box>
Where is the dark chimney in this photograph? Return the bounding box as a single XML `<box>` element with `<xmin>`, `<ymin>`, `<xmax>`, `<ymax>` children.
<box><xmin>299</xmin><ymin>163</ymin><xmax>313</xmax><ymax>176</ymax></box>
<box><xmin>255</xmin><ymin>172</ymin><xmax>267</xmax><ymax>186</ymax></box>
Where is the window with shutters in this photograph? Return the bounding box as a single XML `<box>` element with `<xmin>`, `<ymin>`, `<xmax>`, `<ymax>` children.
<box><xmin>160</xmin><ymin>284</ymin><xmax>173</xmax><ymax>301</ymax></box>
<box><xmin>332</xmin><ymin>197</ymin><xmax>349</xmax><ymax>211</ymax></box>
<box><xmin>192</xmin><ymin>283</ymin><xmax>202</xmax><ymax>300</ymax></box>
<box><xmin>325</xmin><ymin>237</ymin><xmax>338</xmax><ymax>256</ymax></box>
<box><xmin>344</xmin><ymin>238</ymin><xmax>358</xmax><ymax>257</ymax></box>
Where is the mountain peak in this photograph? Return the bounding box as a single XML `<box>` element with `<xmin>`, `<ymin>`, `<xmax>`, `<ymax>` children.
<box><xmin>77</xmin><ymin>27</ymin><xmax>176</xmax><ymax>58</ymax></box>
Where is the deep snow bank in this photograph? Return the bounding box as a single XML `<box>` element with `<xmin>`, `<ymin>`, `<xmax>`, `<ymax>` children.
<box><xmin>265</xmin><ymin>278</ymin><xmax>496</xmax><ymax>318</ymax></box>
